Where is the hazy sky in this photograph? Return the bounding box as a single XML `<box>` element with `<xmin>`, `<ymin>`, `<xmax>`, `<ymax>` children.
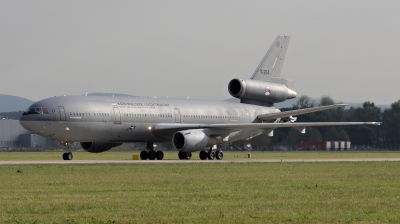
<box><xmin>1</xmin><ymin>1</ymin><xmax>399</xmax><ymax>105</ymax></box>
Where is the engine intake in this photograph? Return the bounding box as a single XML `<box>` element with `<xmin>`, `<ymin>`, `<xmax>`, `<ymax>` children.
<box><xmin>80</xmin><ymin>142</ymin><xmax>122</xmax><ymax>153</ymax></box>
<box><xmin>228</xmin><ymin>78</ymin><xmax>297</xmax><ymax>105</ymax></box>
<box><xmin>172</xmin><ymin>130</ymin><xmax>216</xmax><ymax>152</ymax></box>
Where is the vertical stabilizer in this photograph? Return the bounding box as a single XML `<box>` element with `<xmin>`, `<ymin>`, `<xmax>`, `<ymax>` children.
<box><xmin>250</xmin><ymin>35</ymin><xmax>291</xmax><ymax>81</ymax></box>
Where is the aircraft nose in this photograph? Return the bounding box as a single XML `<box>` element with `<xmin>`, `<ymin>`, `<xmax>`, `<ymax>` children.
<box><xmin>19</xmin><ymin>114</ymin><xmax>33</xmax><ymax>132</ymax></box>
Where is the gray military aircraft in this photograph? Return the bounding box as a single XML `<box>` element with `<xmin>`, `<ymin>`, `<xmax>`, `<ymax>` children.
<box><xmin>19</xmin><ymin>35</ymin><xmax>380</xmax><ymax>160</ymax></box>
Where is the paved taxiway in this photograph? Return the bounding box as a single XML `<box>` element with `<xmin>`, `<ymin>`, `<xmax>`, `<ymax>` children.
<box><xmin>1</xmin><ymin>158</ymin><xmax>400</xmax><ymax>165</ymax></box>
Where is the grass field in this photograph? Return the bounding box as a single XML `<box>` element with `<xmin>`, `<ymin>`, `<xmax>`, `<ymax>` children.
<box><xmin>1</xmin><ymin>150</ymin><xmax>400</xmax><ymax>161</ymax></box>
<box><xmin>1</xmin><ymin>161</ymin><xmax>400</xmax><ymax>223</ymax></box>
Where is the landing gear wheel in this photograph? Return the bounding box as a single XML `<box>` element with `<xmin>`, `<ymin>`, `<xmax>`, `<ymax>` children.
<box><xmin>178</xmin><ymin>152</ymin><xmax>192</xmax><ymax>160</ymax></box>
<box><xmin>156</xmin><ymin>151</ymin><xmax>164</xmax><ymax>160</ymax></box>
<box><xmin>62</xmin><ymin>152</ymin><xmax>73</xmax><ymax>160</ymax></box>
<box><xmin>199</xmin><ymin>150</ymin><xmax>208</xmax><ymax>160</ymax></box>
<box><xmin>178</xmin><ymin>152</ymin><xmax>184</xmax><ymax>160</ymax></box>
<box><xmin>216</xmin><ymin>150</ymin><xmax>223</xmax><ymax>160</ymax></box>
<box><xmin>140</xmin><ymin>150</ymin><xmax>148</xmax><ymax>160</ymax></box>
<box><xmin>208</xmin><ymin>150</ymin><xmax>215</xmax><ymax>160</ymax></box>
<box><xmin>148</xmin><ymin>150</ymin><xmax>156</xmax><ymax>160</ymax></box>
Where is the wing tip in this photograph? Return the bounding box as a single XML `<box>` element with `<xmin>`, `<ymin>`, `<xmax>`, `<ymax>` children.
<box><xmin>370</xmin><ymin>122</ymin><xmax>382</xmax><ymax>126</ymax></box>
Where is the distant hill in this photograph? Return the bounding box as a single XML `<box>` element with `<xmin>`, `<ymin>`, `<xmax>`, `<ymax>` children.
<box><xmin>0</xmin><ymin>94</ymin><xmax>34</xmax><ymax>112</ymax></box>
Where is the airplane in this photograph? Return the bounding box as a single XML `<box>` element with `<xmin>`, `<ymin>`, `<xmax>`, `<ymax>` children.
<box><xmin>19</xmin><ymin>35</ymin><xmax>380</xmax><ymax>160</ymax></box>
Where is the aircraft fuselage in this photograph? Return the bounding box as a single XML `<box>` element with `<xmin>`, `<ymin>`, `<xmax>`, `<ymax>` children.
<box><xmin>19</xmin><ymin>96</ymin><xmax>279</xmax><ymax>144</ymax></box>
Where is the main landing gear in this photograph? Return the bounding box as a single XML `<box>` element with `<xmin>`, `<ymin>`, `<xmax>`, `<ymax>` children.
<box><xmin>140</xmin><ymin>142</ymin><xmax>164</xmax><ymax>160</ymax></box>
<box><xmin>178</xmin><ymin>147</ymin><xmax>223</xmax><ymax>160</ymax></box>
<box><xmin>199</xmin><ymin>148</ymin><xmax>223</xmax><ymax>160</ymax></box>
<box><xmin>61</xmin><ymin>141</ymin><xmax>73</xmax><ymax>160</ymax></box>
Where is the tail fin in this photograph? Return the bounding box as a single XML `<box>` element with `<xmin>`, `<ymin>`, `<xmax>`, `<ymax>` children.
<box><xmin>250</xmin><ymin>35</ymin><xmax>293</xmax><ymax>88</ymax></box>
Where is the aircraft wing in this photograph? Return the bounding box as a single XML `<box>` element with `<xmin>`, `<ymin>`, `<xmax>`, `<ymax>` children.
<box><xmin>257</xmin><ymin>104</ymin><xmax>347</xmax><ymax>121</ymax></box>
<box><xmin>154</xmin><ymin>121</ymin><xmax>381</xmax><ymax>132</ymax></box>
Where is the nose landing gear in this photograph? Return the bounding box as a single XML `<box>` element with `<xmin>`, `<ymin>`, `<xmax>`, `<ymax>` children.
<box><xmin>62</xmin><ymin>152</ymin><xmax>73</xmax><ymax>160</ymax></box>
<box><xmin>61</xmin><ymin>141</ymin><xmax>73</xmax><ymax>160</ymax></box>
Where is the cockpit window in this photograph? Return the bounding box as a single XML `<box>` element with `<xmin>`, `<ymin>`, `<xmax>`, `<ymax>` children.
<box><xmin>22</xmin><ymin>107</ymin><xmax>50</xmax><ymax>115</ymax></box>
<box><xmin>42</xmin><ymin>108</ymin><xmax>49</xmax><ymax>114</ymax></box>
<box><xmin>35</xmin><ymin>108</ymin><xmax>43</xmax><ymax>114</ymax></box>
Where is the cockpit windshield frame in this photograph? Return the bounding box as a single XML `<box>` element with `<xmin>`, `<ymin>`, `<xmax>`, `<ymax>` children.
<box><xmin>22</xmin><ymin>107</ymin><xmax>50</xmax><ymax>115</ymax></box>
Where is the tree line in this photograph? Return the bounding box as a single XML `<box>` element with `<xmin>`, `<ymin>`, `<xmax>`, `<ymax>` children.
<box><xmin>235</xmin><ymin>96</ymin><xmax>400</xmax><ymax>150</ymax></box>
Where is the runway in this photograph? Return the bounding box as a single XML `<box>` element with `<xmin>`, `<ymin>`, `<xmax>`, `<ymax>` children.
<box><xmin>1</xmin><ymin>158</ymin><xmax>400</xmax><ymax>165</ymax></box>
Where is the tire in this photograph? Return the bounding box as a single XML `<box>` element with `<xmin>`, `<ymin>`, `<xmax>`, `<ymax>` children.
<box><xmin>140</xmin><ymin>151</ymin><xmax>148</xmax><ymax>160</ymax></box>
<box><xmin>67</xmin><ymin>152</ymin><xmax>73</xmax><ymax>160</ymax></box>
<box><xmin>178</xmin><ymin>152</ymin><xmax>191</xmax><ymax>160</ymax></box>
<box><xmin>199</xmin><ymin>150</ymin><xmax>208</xmax><ymax>160</ymax></box>
<box><xmin>186</xmin><ymin>152</ymin><xmax>192</xmax><ymax>160</ymax></box>
<box><xmin>178</xmin><ymin>152</ymin><xmax>184</xmax><ymax>160</ymax></box>
<box><xmin>156</xmin><ymin>151</ymin><xmax>164</xmax><ymax>160</ymax></box>
<box><xmin>208</xmin><ymin>150</ymin><xmax>215</xmax><ymax>160</ymax></box>
<box><xmin>62</xmin><ymin>152</ymin><xmax>73</xmax><ymax>160</ymax></box>
<box><xmin>216</xmin><ymin>150</ymin><xmax>223</xmax><ymax>160</ymax></box>
<box><xmin>148</xmin><ymin>150</ymin><xmax>156</xmax><ymax>160</ymax></box>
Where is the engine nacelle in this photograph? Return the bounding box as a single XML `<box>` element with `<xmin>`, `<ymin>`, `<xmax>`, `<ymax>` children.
<box><xmin>228</xmin><ymin>78</ymin><xmax>297</xmax><ymax>104</ymax></box>
<box><xmin>172</xmin><ymin>130</ymin><xmax>217</xmax><ymax>152</ymax></box>
<box><xmin>80</xmin><ymin>142</ymin><xmax>122</xmax><ymax>153</ymax></box>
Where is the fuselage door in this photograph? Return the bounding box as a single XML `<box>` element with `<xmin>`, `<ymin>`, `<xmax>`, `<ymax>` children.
<box><xmin>113</xmin><ymin>108</ymin><xmax>121</xmax><ymax>124</ymax></box>
<box><xmin>58</xmin><ymin>106</ymin><xmax>66</xmax><ymax>121</ymax></box>
<box><xmin>174</xmin><ymin>108</ymin><xmax>181</xmax><ymax>123</ymax></box>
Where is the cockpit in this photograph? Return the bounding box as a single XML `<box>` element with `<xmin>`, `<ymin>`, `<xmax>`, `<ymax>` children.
<box><xmin>22</xmin><ymin>107</ymin><xmax>50</xmax><ymax>115</ymax></box>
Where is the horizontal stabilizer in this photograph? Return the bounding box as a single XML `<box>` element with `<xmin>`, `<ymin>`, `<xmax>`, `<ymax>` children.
<box><xmin>257</xmin><ymin>104</ymin><xmax>347</xmax><ymax>121</ymax></box>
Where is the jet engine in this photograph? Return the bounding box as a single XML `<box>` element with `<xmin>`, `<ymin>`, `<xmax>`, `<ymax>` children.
<box><xmin>80</xmin><ymin>142</ymin><xmax>122</xmax><ymax>153</ymax></box>
<box><xmin>228</xmin><ymin>78</ymin><xmax>297</xmax><ymax>105</ymax></box>
<box><xmin>172</xmin><ymin>130</ymin><xmax>217</xmax><ymax>152</ymax></box>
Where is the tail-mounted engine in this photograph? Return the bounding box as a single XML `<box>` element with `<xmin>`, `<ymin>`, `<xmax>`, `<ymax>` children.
<box><xmin>228</xmin><ymin>78</ymin><xmax>297</xmax><ymax>106</ymax></box>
